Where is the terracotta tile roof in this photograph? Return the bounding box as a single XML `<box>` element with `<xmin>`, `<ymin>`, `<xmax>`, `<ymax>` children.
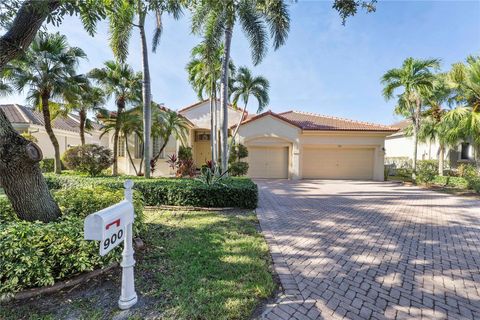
<box><xmin>234</xmin><ymin>110</ymin><xmax>302</xmax><ymax>129</ymax></box>
<box><xmin>178</xmin><ymin>99</ymin><xmax>245</xmax><ymax>114</ymax></box>
<box><xmin>279</xmin><ymin>111</ymin><xmax>398</xmax><ymax>132</ymax></box>
<box><xmin>0</xmin><ymin>104</ymin><xmax>103</xmax><ymax>133</ymax></box>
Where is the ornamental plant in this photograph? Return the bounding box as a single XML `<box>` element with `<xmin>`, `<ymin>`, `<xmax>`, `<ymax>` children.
<box><xmin>62</xmin><ymin>144</ymin><xmax>113</xmax><ymax>176</ymax></box>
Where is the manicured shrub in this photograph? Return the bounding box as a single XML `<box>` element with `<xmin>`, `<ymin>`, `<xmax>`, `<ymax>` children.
<box><xmin>178</xmin><ymin>146</ymin><xmax>193</xmax><ymax>161</ymax></box>
<box><xmin>416</xmin><ymin>160</ymin><xmax>438</xmax><ymax>183</ymax></box>
<box><xmin>0</xmin><ymin>186</ymin><xmax>145</xmax><ymax>298</ymax></box>
<box><xmin>62</xmin><ymin>144</ymin><xmax>113</xmax><ymax>176</ymax></box>
<box><xmin>229</xmin><ymin>143</ymin><xmax>249</xmax><ymax>176</ymax></box>
<box><xmin>432</xmin><ymin>176</ymin><xmax>469</xmax><ymax>189</ymax></box>
<box><xmin>462</xmin><ymin>164</ymin><xmax>480</xmax><ymax>192</ymax></box>
<box><xmin>230</xmin><ymin>162</ymin><xmax>249</xmax><ymax>176</ymax></box>
<box><xmin>44</xmin><ymin>174</ymin><xmax>258</xmax><ymax>209</ymax></box>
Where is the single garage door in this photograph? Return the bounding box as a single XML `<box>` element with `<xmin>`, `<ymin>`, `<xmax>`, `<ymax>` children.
<box><xmin>302</xmin><ymin>147</ymin><xmax>374</xmax><ymax>180</ymax></box>
<box><xmin>248</xmin><ymin>146</ymin><xmax>288</xmax><ymax>178</ymax></box>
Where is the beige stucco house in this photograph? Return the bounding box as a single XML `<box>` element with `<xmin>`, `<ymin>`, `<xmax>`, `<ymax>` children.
<box><xmin>1</xmin><ymin>104</ymin><xmax>107</xmax><ymax>159</ymax></box>
<box><xmin>236</xmin><ymin>110</ymin><xmax>397</xmax><ymax>181</ymax></box>
<box><xmin>385</xmin><ymin>120</ymin><xmax>477</xmax><ymax>168</ymax></box>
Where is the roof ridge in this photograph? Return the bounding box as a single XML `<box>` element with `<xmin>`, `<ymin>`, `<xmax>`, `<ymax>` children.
<box><xmin>290</xmin><ymin>110</ymin><xmax>396</xmax><ymax>129</ymax></box>
<box><xmin>14</xmin><ymin>104</ymin><xmax>32</xmax><ymax>123</ymax></box>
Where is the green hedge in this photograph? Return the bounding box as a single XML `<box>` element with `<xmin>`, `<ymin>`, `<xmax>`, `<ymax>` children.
<box><xmin>432</xmin><ymin>176</ymin><xmax>469</xmax><ymax>189</ymax></box>
<box><xmin>0</xmin><ymin>186</ymin><xmax>144</xmax><ymax>298</ymax></box>
<box><xmin>44</xmin><ymin>175</ymin><xmax>258</xmax><ymax>209</ymax></box>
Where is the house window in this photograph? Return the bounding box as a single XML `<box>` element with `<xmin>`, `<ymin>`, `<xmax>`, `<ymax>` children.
<box><xmin>134</xmin><ymin>134</ymin><xmax>143</xmax><ymax>159</ymax></box>
<box><xmin>118</xmin><ymin>137</ymin><xmax>125</xmax><ymax>157</ymax></box>
<box><xmin>153</xmin><ymin>136</ymin><xmax>165</xmax><ymax>159</ymax></box>
<box><xmin>195</xmin><ymin>131</ymin><xmax>210</xmax><ymax>142</ymax></box>
<box><xmin>461</xmin><ymin>143</ymin><xmax>470</xmax><ymax>160</ymax></box>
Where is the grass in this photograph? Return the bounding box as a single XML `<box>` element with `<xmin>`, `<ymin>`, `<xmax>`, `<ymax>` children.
<box><xmin>0</xmin><ymin>209</ymin><xmax>276</xmax><ymax>320</ymax></box>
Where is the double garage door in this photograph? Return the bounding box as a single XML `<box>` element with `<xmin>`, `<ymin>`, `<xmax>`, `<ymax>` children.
<box><xmin>248</xmin><ymin>146</ymin><xmax>374</xmax><ymax>180</ymax></box>
<box><xmin>302</xmin><ymin>147</ymin><xmax>374</xmax><ymax>180</ymax></box>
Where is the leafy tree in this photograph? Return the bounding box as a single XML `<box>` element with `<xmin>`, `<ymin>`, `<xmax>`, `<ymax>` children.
<box><xmin>4</xmin><ymin>32</ymin><xmax>86</xmax><ymax>174</ymax></box>
<box><xmin>444</xmin><ymin>56</ymin><xmax>480</xmax><ymax>166</ymax></box>
<box><xmin>382</xmin><ymin>57</ymin><xmax>440</xmax><ymax>179</ymax></box>
<box><xmin>62</xmin><ymin>144</ymin><xmax>114</xmax><ymax>176</ymax></box>
<box><xmin>151</xmin><ymin>105</ymin><xmax>190</xmax><ymax>172</ymax></box>
<box><xmin>230</xmin><ymin>66</ymin><xmax>269</xmax><ymax>149</ymax></box>
<box><xmin>105</xmin><ymin>0</ymin><xmax>183</xmax><ymax>178</ymax></box>
<box><xmin>89</xmin><ymin>61</ymin><xmax>142</xmax><ymax>175</ymax></box>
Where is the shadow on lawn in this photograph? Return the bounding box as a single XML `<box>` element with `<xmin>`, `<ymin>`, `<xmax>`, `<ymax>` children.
<box><xmin>256</xmin><ymin>179</ymin><xmax>480</xmax><ymax>319</ymax></box>
<box><xmin>1</xmin><ymin>210</ymin><xmax>276</xmax><ymax>320</ymax></box>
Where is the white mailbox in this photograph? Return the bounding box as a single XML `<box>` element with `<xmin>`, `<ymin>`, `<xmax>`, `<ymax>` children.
<box><xmin>83</xmin><ymin>180</ymin><xmax>138</xmax><ymax>310</ymax></box>
<box><xmin>84</xmin><ymin>200</ymin><xmax>134</xmax><ymax>256</ymax></box>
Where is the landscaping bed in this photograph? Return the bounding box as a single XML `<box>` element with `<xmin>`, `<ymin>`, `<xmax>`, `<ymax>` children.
<box><xmin>0</xmin><ymin>209</ymin><xmax>276</xmax><ymax>320</ymax></box>
<box><xmin>44</xmin><ymin>174</ymin><xmax>258</xmax><ymax>209</ymax></box>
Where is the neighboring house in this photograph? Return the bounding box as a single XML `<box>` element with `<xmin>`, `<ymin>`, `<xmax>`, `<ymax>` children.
<box><xmin>0</xmin><ymin>104</ymin><xmax>107</xmax><ymax>159</ymax></box>
<box><xmin>385</xmin><ymin>120</ymin><xmax>477</xmax><ymax>168</ymax></box>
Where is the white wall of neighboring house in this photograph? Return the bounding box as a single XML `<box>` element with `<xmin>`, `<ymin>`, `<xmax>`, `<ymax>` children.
<box><xmin>385</xmin><ymin>134</ymin><xmax>442</xmax><ymax>160</ymax></box>
<box><xmin>14</xmin><ymin>124</ymin><xmax>107</xmax><ymax>160</ymax></box>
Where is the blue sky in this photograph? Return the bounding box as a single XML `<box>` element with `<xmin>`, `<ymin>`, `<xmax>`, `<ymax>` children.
<box><xmin>1</xmin><ymin>0</ymin><xmax>479</xmax><ymax>125</ymax></box>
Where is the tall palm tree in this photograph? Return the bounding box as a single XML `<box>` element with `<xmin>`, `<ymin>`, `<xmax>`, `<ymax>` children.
<box><xmin>191</xmin><ymin>0</ymin><xmax>290</xmax><ymax>173</ymax></box>
<box><xmin>101</xmin><ymin>107</ymin><xmax>144</xmax><ymax>176</ymax></box>
<box><xmin>89</xmin><ymin>61</ymin><xmax>142</xmax><ymax>176</ymax></box>
<box><xmin>186</xmin><ymin>42</ymin><xmax>235</xmax><ymax>165</ymax></box>
<box><xmin>106</xmin><ymin>0</ymin><xmax>182</xmax><ymax>178</ymax></box>
<box><xmin>150</xmin><ymin>106</ymin><xmax>190</xmax><ymax>172</ymax></box>
<box><xmin>382</xmin><ymin>57</ymin><xmax>440</xmax><ymax>179</ymax></box>
<box><xmin>444</xmin><ymin>56</ymin><xmax>480</xmax><ymax>165</ymax></box>
<box><xmin>4</xmin><ymin>32</ymin><xmax>86</xmax><ymax>174</ymax></box>
<box><xmin>229</xmin><ymin>66</ymin><xmax>269</xmax><ymax>153</ymax></box>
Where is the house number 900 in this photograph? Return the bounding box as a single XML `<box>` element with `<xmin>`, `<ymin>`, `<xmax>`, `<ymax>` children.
<box><xmin>104</xmin><ymin>229</ymin><xmax>124</xmax><ymax>250</ymax></box>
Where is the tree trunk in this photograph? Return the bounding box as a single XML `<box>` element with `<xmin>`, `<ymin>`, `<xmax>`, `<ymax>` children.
<box><xmin>438</xmin><ymin>145</ymin><xmax>445</xmax><ymax>176</ymax></box>
<box><xmin>151</xmin><ymin>135</ymin><xmax>170</xmax><ymax>169</ymax></box>
<box><xmin>220</xmin><ymin>25</ymin><xmax>233</xmax><ymax>174</ymax></box>
<box><xmin>412</xmin><ymin>101</ymin><xmax>421</xmax><ymax>181</ymax></box>
<box><xmin>228</xmin><ymin>98</ymin><xmax>248</xmax><ymax>160</ymax></box>
<box><xmin>209</xmin><ymin>96</ymin><xmax>215</xmax><ymax>164</ymax></box>
<box><xmin>125</xmin><ymin>135</ymin><xmax>138</xmax><ymax>175</ymax></box>
<box><xmin>41</xmin><ymin>94</ymin><xmax>61</xmax><ymax>174</ymax></box>
<box><xmin>0</xmin><ymin>108</ymin><xmax>61</xmax><ymax>222</ymax></box>
<box><xmin>138</xmin><ymin>8</ymin><xmax>152</xmax><ymax>179</ymax></box>
<box><xmin>0</xmin><ymin>1</ymin><xmax>60</xmax><ymax>70</ymax></box>
<box><xmin>112</xmin><ymin>100</ymin><xmax>125</xmax><ymax>176</ymax></box>
<box><xmin>79</xmin><ymin>108</ymin><xmax>86</xmax><ymax>145</ymax></box>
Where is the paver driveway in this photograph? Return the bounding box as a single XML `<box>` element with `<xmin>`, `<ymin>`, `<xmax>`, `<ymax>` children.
<box><xmin>256</xmin><ymin>180</ymin><xmax>480</xmax><ymax>320</ymax></box>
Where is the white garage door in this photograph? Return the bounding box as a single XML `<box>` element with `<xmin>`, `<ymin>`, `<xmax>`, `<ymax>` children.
<box><xmin>248</xmin><ymin>146</ymin><xmax>289</xmax><ymax>179</ymax></box>
<box><xmin>302</xmin><ymin>147</ymin><xmax>374</xmax><ymax>180</ymax></box>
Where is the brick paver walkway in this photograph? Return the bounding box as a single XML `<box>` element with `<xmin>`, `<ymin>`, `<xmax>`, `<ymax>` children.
<box><xmin>256</xmin><ymin>180</ymin><xmax>480</xmax><ymax>320</ymax></box>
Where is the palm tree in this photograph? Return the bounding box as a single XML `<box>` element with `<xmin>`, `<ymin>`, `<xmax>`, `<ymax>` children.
<box><xmin>89</xmin><ymin>61</ymin><xmax>142</xmax><ymax>176</ymax></box>
<box><xmin>4</xmin><ymin>32</ymin><xmax>86</xmax><ymax>174</ymax></box>
<box><xmin>382</xmin><ymin>57</ymin><xmax>440</xmax><ymax>179</ymax></box>
<box><xmin>230</xmin><ymin>66</ymin><xmax>269</xmax><ymax>147</ymax></box>
<box><xmin>186</xmin><ymin>42</ymin><xmax>235</xmax><ymax>165</ymax></box>
<box><xmin>191</xmin><ymin>0</ymin><xmax>290</xmax><ymax>173</ymax></box>
<box><xmin>67</xmin><ymin>78</ymin><xmax>107</xmax><ymax>145</ymax></box>
<box><xmin>444</xmin><ymin>56</ymin><xmax>480</xmax><ymax>166</ymax></box>
<box><xmin>101</xmin><ymin>107</ymin><xmax>144</xmax><ymax>176</ymax></box>
<box><xmin>150</xmin><ymin>106</ymin><xmax>190</xmax><ymax>172</ymax></box>
<box><xmin>106</xmin><ymin>0</ymin><xmax>183</xmax><ymax>178</ymax></box>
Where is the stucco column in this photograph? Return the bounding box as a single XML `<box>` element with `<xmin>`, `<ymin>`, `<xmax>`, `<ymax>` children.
<box><xmin>291</xmin><ymin>142</ymin><xmax>301</xmax><ymax>179</ymax></box>
<box><xmin>373</xmin><ymin>145</ymin><xmax>385</xmax><ymax>181</ymax></box>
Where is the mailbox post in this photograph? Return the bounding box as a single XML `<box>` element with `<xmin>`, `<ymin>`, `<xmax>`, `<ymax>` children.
<box><xmin>118</xmin><ymin>180</ymin><xmax>137</xmax><ymax>309</ymax></box>
<box><xmin>84</xmin><ymin>180</ymin><xmax>137</xmax><ymax>310</ymax></box>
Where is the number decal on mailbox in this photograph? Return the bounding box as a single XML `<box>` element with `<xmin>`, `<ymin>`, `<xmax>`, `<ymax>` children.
<box><xmin>102</xmin><ymin>228</ymin><xmax>125</xmax><ymax>255</ymax></box>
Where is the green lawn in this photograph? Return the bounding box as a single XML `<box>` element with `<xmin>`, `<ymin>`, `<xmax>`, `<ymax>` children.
<box><xmin>0</xmin><ymin>210</ymin><xmax>276</xmax><ymax>320</ymax></box>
